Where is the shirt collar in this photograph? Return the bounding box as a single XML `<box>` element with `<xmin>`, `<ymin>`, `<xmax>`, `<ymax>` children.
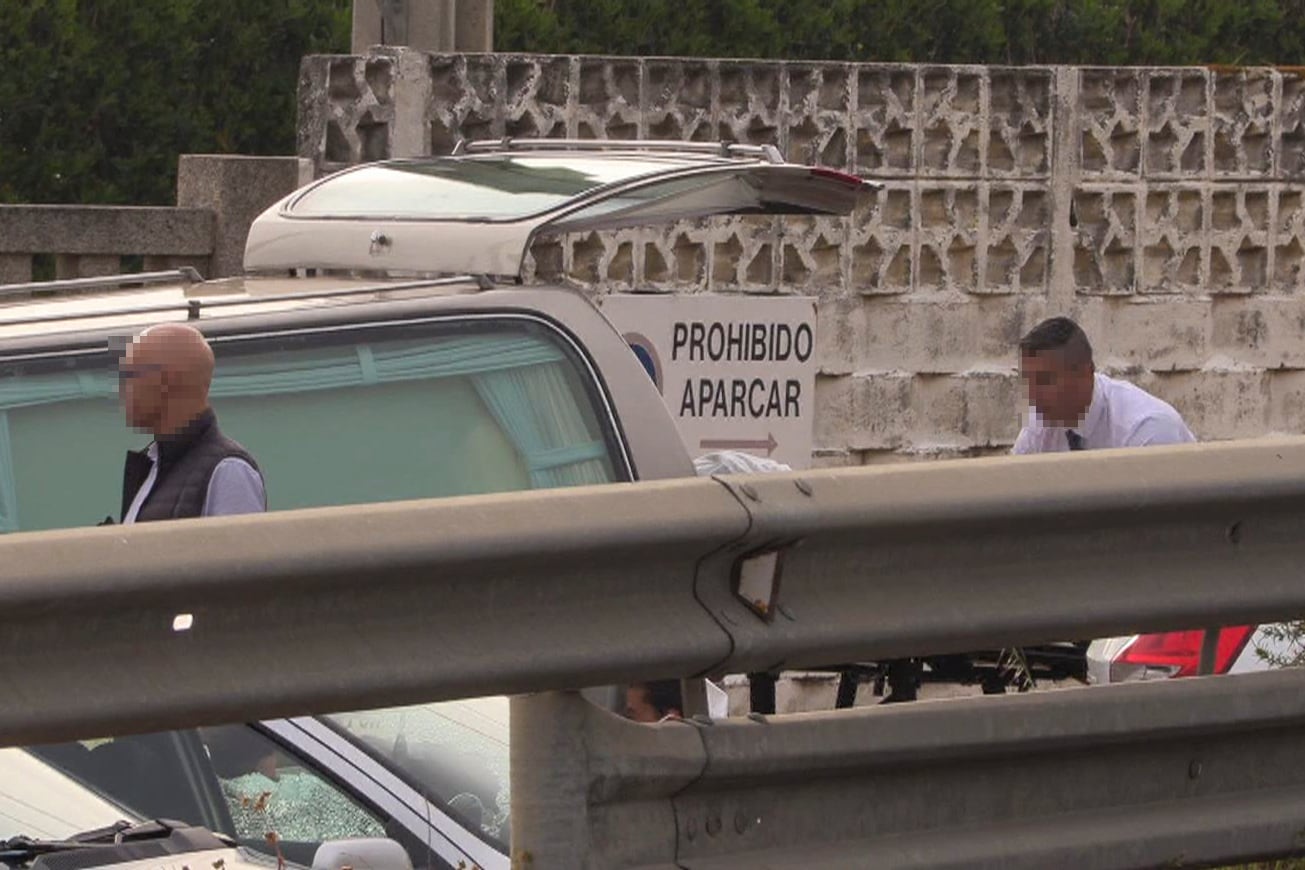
<box><xmin>1077</xmin><ymin>373</ymin><xmax>1105</xmax><ymax>435</ymax></box>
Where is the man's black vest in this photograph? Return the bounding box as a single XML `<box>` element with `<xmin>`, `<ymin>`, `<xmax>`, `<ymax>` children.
<box><xmin>121</xmin><ymin>408</ymin><xmax>260</xmax><ymax>523</ymax></box>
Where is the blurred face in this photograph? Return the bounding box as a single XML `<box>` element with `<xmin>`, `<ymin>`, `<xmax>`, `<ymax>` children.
<box><xmin>624</xmin><ymin>687</ymin><xmax>661</xmax><ymax>723</ymax></box>
<box><xmin>118</xmin><ymin>341</ymin><xmax>164</xmax><ymax>432</ymax></box>
<box><xmin>624</xmin><ymin>686</ymin><xmax>681</xmax><ymax>723</ymax></box>
<box><xmin>1020</xmin><ymin>349</ymin><xmax>1094</xmax><ymax>428</ymax></box>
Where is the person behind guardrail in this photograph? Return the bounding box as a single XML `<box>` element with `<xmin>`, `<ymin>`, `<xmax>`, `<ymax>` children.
<box><xmin>1012</xmin><ymin>316</ymin><xmax>1195</xmax><ymax>453</ymax></box>
<box><xmin>624</xmin><ymin>677</ymin><xmax>729</xmax><ymax>722</ymax></box>
<box><xmin>108</xmin><ymin>323</ymin><xmax>266</xmax><ymax>524</ymax></box>
<box><xmin>1007</xmin><ymin>316</ymin><xmax>1197</xmax><ymax>690</ymax></box>
<box><xmin>624</xmin><ymin>679</ymin><xmax>688</xmax><ymax>723</ymax></box>
<box><xmin>693</xmin><ymin>450</ymin><xmax>925</xmax><ymax>708</ymax></box>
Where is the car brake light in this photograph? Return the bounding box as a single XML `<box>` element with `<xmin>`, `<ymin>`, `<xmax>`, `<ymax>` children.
<box><xmin>1110</xmin><ymin>626</ymin><xmax>1255</xmax><ymax>682</ymax></box>
<box><xmin>809</xmin><ymin>167</ymin><xmax>867</xmax><ymax>187</ymax></box>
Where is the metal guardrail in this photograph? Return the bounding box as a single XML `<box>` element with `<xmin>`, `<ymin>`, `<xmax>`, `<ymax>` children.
<box><xmin>4</xmin><ymin>436</ymin><xmax>1305</xmax><ymax>744</ymax></box>
<box><xmin>514</xmin><ymin>669</ymin><xmax>1305</xmax><ymax>868</ymax></box>
<box><xmin>4</xmin><ymin>436</ymin><xmax>1305</xmax><ymax>865</ymax></box>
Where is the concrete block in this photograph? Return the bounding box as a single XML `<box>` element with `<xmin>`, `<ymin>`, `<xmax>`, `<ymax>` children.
<box><xmin>814</xmin><ymin>296</ymin><xmax>861</xmax><ymax>375</ymax></box>
<box><xmin>0</xmin><ymin>206</ymin><xmax>214</xmax><ymax>257</ymax></box>
<box><xmin>814</xmin><ymin>372</ymin><xmax>910</xmax><ymax>451</ymax></box>
<box><xmin>911</xmin><ymin>371</ymin><xmax>1023</xmax><ymax>446</ymax></box>
<box><xmin>0</xmin><ymin>255</ymin><xmax>31</xmax><ymax>285</ymax></box>
<box><xmin>818</xmin><ymin>371</ymin><xmax>1020</xmax><ymax>452</ymax></box>
<box><xmin>177</xmin><ymin>155</ymin><xmax>314</xmax><ymax>278</ymax></box>
<box><xmin>1096</xmin><ymin>297</ymin><xmax>1212</xmax><ymax>372</ymax></box>
<box><xmin>1210</xmin><ymin>297</ymin><xmax>1305</xmax><ymax>370</ymax></box>
<box><xmin>1146</xmin><ymin>369</ymin><xmax>1269</xmax><ymax>441</ymax></box>
<box><xmin>854</xmin><ymin>297</ymin><xmax>1032</xmax><ymax>374</ymax></box>
<box><xmin>1267</xmin><ymin>370</ymin><xmax>1305</xmax><ymax>436</ymax></box>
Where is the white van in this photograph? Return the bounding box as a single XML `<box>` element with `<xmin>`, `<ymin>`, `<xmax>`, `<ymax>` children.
<box><xmin>1</xmin><ymin>139</ymin><xmax>874</xmax><ymax>870</ymax></box>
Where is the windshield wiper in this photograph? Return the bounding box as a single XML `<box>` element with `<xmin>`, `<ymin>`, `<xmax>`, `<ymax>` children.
<box><xmin>0</xmin><ymin>821</ymin><xmax>132</xmax><ymax>867</ymax></box>
<box><xmin>1</xmin><ymin>820</ymin><xmax>231</xmax><ymax>868</ymax></box>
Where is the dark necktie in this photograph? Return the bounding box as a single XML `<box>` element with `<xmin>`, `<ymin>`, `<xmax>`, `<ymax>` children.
<box><xmin>1066</xmin><ymin>430</ymin><xmax>1086</xmax><ymax>451</ymax></box>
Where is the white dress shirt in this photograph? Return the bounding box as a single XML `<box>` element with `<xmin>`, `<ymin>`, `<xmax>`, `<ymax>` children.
<box><xmin>1012</xmin><ymin>373</ymin><xmax>1196</xmax><ymax>454</ymax></box>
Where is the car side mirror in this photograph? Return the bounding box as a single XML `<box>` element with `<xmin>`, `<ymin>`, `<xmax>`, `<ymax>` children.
<box><xmin>312</xmin><ymin>838</ymin><xmax>413</xmax><ymax>870</ymax></box>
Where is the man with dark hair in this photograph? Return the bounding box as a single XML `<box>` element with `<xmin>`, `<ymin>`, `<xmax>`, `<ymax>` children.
<box><xmin>624</xmin><ymin>679</ymin><xmax>685</xmax><ymax>723</ymax></box>
<box><xmin>1013</xmin><ymin>316</ymin><xmax>1195</xmax><ymax>453</ymax></box>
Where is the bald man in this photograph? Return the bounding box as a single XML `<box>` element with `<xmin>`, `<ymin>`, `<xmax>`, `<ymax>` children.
<box><xmin>117</xmin><ymin>323</ymin><xmax>265</xmax><ymax>523</ymax></box>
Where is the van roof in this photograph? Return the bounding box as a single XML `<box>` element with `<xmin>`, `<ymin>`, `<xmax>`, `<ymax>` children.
<box><xmin>0</xmin><ymin>273</ymin><xmax>486</xmax><ymax>341</ymax></box>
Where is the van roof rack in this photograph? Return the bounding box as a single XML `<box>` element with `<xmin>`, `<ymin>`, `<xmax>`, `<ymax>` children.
<box><xmin>0</xmin><ymin>268</ymin><xmax>203</xmax><ymax>301</ymax></box>
<box><xmin>0</xmin><ymin>274</ymin><xmax>485</xmax><ymax>330</ymax></box>
<box><xmin>451</xmin><ymin>137</ymin><xmax>785</xmax><ymax>164</ymax></box>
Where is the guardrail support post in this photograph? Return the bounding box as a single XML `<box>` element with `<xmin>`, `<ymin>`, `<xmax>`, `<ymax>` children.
<box><xmin>1199</xmin><ymin>626</ymin><xmax>1220</xmax><ymax>675</ymax></box>
<box><xmin>509</xmin><ymin>691</ymin><xmax>594</xmax><ymax>868</ymax></box>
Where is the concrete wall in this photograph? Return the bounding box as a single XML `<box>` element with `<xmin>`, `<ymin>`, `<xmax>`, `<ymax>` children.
<box><xmin>1</xmin><ymin>156</ymin><xmax>312</xmax><ymax>284</ymax></box>
<box><xmin>297</xmin><ymin>50</ymin><xmax>1305</xmax><ymax>465</ymax></box>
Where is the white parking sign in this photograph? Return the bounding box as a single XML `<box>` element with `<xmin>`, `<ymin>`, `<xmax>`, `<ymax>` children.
<box><xmin>597</xmin><ymin>294</ymin><xmax>818</xmax><ymax>470</ymax></box>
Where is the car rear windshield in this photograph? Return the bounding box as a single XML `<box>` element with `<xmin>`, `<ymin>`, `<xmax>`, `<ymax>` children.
<box><xmin>287</xmin><ymin>155</ymin><xmax>703</xmax><ymax>221</ymax></box>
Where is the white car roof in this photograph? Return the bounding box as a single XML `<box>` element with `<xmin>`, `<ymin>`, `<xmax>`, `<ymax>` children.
<box><xmin>244</xmin><ymin>138</ymin><xmax>878</xmax><ymax>279</ymax></box>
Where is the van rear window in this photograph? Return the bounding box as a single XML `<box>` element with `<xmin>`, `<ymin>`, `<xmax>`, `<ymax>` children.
<box><xmin>0</xmin><ymin>321</ymin><xmax>620</xmax><ymax>532</ymax></box>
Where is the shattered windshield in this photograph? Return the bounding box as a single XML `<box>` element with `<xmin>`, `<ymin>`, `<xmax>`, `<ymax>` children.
<box><xmin>323</xmin><ymin>698</ymin><xmax>509</xmax><ymax>853</ymax></box>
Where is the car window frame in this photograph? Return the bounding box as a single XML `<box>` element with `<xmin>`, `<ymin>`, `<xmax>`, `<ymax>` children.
<box><xmin>261</xmin><ymin>717</ymin><xmax>502</xmax><ymax>870</ymax></box>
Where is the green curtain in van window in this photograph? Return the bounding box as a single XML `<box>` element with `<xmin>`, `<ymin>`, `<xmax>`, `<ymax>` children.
<box><xmin>0</xmin><ymin>412</ymin><xmax>17</xmax><ymax>532</ymax></box>
<box><xmin>0</xmin><ymin>335</ymin><xmax>568</xmax><ymax>409</ymax></box>
<box><xmin>0</xmin><ymin>332</ymin><xmax>612</xmax><ymax>526</ymax></box>
<box><xmin>472</xmin><ymin>364</ymin><xmax>611</xmax><ymax>488</ymax></box>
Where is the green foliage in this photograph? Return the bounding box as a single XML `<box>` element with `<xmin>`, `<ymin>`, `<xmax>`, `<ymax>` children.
<box><xmin>497</xmin><ymin>0</ymin><xmax>1305</xmax><ymax>66</ymax></box>
<box><xmin>1254</xmin><ymin>620</ymin><xmax>1305</xmax><ymax>669</ymax></box>
<box><xmin>4</xmin><ymin>0</ymin><xmax>1305</xmax><ymax>207</ymax></box>
<box><xmin>0</xmin><ymin>0</ymin><xmax>350</xmax><ymax>206</ymax></box>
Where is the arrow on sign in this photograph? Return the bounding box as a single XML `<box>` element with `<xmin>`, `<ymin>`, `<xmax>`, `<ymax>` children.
<box><xmin>698</xmin><ymin>433</ymin><xmax>778</xmax><ymax>456</ymax></box>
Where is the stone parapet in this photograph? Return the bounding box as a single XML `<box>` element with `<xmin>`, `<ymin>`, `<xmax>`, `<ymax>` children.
<box><xmin>298</xmin><ymin>51</ymin><xmax>1305</xmax><ymax>461</ymax></box>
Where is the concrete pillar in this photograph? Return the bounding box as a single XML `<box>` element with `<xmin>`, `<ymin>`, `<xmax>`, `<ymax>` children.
<box><xmin>0</xmin><ymin>255</ymin><xmax>31</xmax><ymax>285</ymax></box>
<box><xmin>352</xmin><ymin>0</ymin><xmax>491</xmax><ymax>53</ymax></box>
<box><xmin>455</xmin><ymin>0</ymin><xmax>493</xmax><ymax>51</ymax></box>
<box><xmin>176</xmin><ymin>155</ymin><xmax>314</xmax><ymax>279</ymax></box>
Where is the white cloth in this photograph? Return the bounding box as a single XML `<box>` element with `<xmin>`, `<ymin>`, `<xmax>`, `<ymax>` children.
<box><xmin>123</xmin><ymin>449</ymin><xmax>266</xmax><ymax>524</ymax></box>
<box><xmin>706</xmin><ymin>679</ymin><xmax>729</xmax><ymax>719</ymax></box>
<box><xmin>1012</xmin><ymin>373</ymin><xmax>1196</xmax><ymax>454</ymax></box>
<box><xmin>693</xmin><ymin>450</ymin><xmax>792</xmax><ymax>476</ymax></box>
